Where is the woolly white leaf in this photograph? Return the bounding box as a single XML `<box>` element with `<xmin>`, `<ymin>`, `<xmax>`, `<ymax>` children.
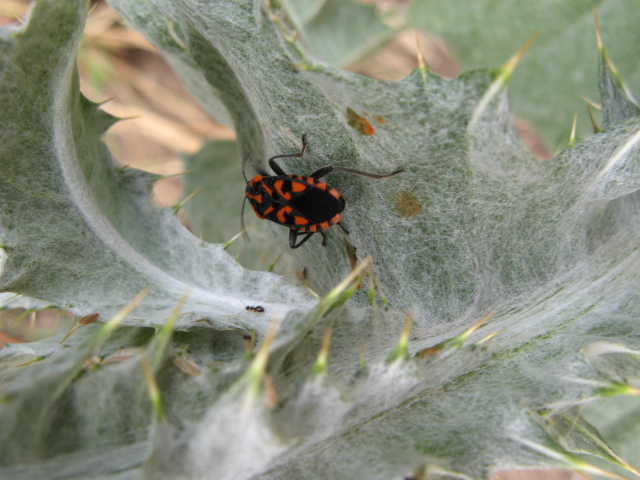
<box><xmin>0</xmin><ymin>0</ymin><xmax>314</xmax><ymax>335</ymax></box>
<box><xmin>1</xmin><ymin>0</ymin><xmax>639</xmax><ymax>479</ymax></box>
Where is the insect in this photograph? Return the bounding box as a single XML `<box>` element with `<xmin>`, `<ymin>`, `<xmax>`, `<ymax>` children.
<box><xmin>243</xmin><ymin>134</ymin><xmax>403</xmax><ymax>248</ymax></box>
<box><xmin>245</xmin><ymin>305</ymin><xmax>265</xmax><ymax>313</ymax></box>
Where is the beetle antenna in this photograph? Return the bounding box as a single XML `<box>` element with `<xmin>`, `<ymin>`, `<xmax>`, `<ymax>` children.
<box><xmin>241</xmin><ymin>195</ymin><xmax>251</xmax><ymax>243</ymax></box>
<box><xmin>330</xmin><ymin>166</ymin><xmax>404</xmax><ymax>179</ymax></box>
<box><xmin>241</xmin><ymin>152</ymin><xmax>251</xmax><ymax>183</ymax></box>
<box><xmin>241</xmin><ymin>152</ymin><xmax>251</xmax><ymax>242</ymax></box>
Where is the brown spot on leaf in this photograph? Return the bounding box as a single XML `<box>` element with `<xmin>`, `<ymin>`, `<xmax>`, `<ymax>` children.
<box><xmin>344</xmin><ymin>239</ymin><xmax>362</xmax><ymax>289</ymax></box>
<box><xmin>296</xmin><ymin>267</ymin><xmax>308</xmax><ymax>283</ymax></box>
<box><xmin>345</xmin><ymin>239</ymin><xmax>358</xmax><ymax>270</ymax></box>
<box><xmin>78</xmin><ymin>313</ymin><xmax>99</xmax><ymax>325</ymax></box>
<box><xmin>395</xmin><ymin>190</ymin><xmax>421</xmax><ymax>217</ymax></box>
<box><xmin>345</xmin><ymin>107</ymin><xmax>375</xmax><ymax>136</ymax></box>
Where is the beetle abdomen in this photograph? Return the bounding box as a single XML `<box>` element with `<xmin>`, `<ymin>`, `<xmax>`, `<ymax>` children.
<box><xmin>246</xmin><ymin>175</ymin><xmax>344</xmax><ymax>230</ymax></box>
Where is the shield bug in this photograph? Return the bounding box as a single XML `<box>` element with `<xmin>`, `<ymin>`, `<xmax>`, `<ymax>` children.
<box><xmin>243</xmin><ymin>134</ymin><xmax>402</xmax><ymax>248</ymax></box>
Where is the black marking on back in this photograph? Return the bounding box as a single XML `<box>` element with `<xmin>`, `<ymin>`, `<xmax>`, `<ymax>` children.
<box><xmin>290</xmin><ymin>188</ymin><xmax>345</xmax><ymax>223</ymax></box>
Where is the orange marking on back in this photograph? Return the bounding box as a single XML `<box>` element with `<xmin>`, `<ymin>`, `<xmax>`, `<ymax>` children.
<box><xmin>294</xmin><ymin>216</ymin><xmax>309</xmax><ymax>225</ymax></box>
<box><xmin>277</xmin><ymin>205</ymin><xmax>293</xmax><ymax>223</ymax></box>
<box><xmin>315</xmin><ymin>182</ymin><xmax>327</xmax><ymax>190</ymax></box>
<box><xmin>263</xmin><ymin>205</ymin><xmax>275</xmax><ymax>216</ymax></box>
<box><xmin>330</xmin><ymin>213</ymin><xmax>342</xmax><ymax>224</ymax></box>
<box><xmin>309</xmin><ymin>225</ymin><xmax>317</xmax><ymax>233</ymax></box>
<box><xmin>291</xmin><ymin>182</ymin><xmax>306</xmax><ymax>193</ymax></box>
<box><xmin>250</xmin><ymin>175</ymin><xmax>263</xmax><ymax>186</ymax></box>
<box><xmin>318</xmin><ymin>222</ymin><xmax>330</xmax><ymax>230</ymax></box>
<box><xmin>262</xmin><ymin>184</ymin><xmax>274</xmax><ymax>197</ymax></box>
<box><xmin>328</xmin><ymin>188</ymin><xmax>341</xmax><ymax>199</ymax></box>
<box><xmin>274</xmin><ymin>179</ymin><xmax>291</xmax><ymax>199</ymax></box>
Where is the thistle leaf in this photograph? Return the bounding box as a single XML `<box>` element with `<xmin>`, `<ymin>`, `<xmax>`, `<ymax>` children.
<box><xmin>409</xmin><ymin>0</ymin><xmax>640</xmax><ymax>148</ymax></box>
<box><xmin>0</xmin><ymin>0</ymin><xmax>639</xmax><ymax>479</ymax></box>
<box><xmin>0</xmin><ymin>0</ymin><xmax>314</xmax><ymax>335</ymax></box>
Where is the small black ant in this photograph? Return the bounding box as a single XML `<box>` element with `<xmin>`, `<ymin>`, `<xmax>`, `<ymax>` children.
<box><xmin>246</xmin><ymin>305</ymin><xmax>265</xmax><ymax>313</ymax></box>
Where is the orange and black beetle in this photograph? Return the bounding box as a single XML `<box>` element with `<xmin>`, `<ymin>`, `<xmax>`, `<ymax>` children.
<box><xmin>244</xmin><ymin>134</ymin><xmax>402</xmax><ymax>248</ymax></box>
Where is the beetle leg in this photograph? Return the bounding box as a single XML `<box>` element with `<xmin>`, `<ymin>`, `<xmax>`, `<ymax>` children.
<box><xmin>251</xmin><ymin>164</ymin><xmax>269</xmax><ymax>176</ymax></box>
<box><xmin>268</xmin><ymin>134</ymin><xmax>308</xmax><ymax>175</ymax></box>
<box><xmin>337</xmin><ymin>222</ymin><xmax>349</xmax><ymax>235</ymax></box>
<box><xmin>289</xmin><ymin>229</ymin><xmax>317</xmax><ymax>249</ymax></box>
<box><xmin>308</xmin><ymin>166</ymin><xmax>334</xmax><ymax>180</ymax></box>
